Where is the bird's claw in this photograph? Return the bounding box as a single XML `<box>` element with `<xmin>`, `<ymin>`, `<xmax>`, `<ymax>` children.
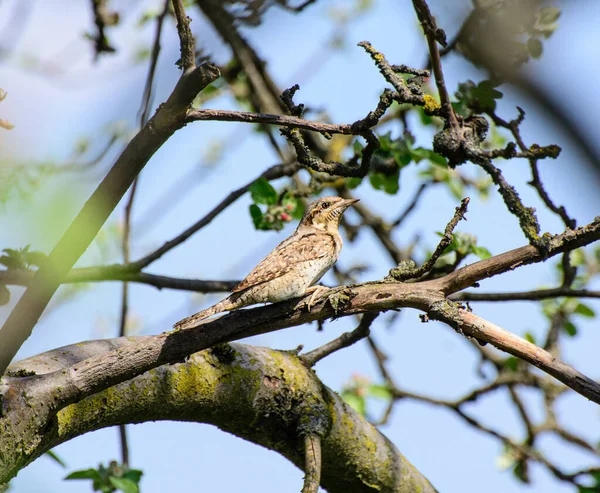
<box><xmin>306</xmin><ymin>285</ymin><xmax>329</xmax><ymax>312</ymax></box>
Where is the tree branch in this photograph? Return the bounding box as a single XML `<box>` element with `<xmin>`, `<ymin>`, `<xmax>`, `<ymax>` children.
<box><xmin>388</xmin><ymin>197</ymin><xmax>469</xmax><ymax>281</ymax></box>
<box><xmin>301</xmin><ymin>435</ymin><xmax>322</xmax><ymax>493</ymax></box>
<box><xmin>131</xmin><ymin>161</ymin><xmax>298</xmax><ymax>270</ymax></box>
<box><xmin>171</xmin><ymin>0</ymin><xmax>196</xmax><ymax>70</ymax></box>
<box><xmin>0</xmin><ymin>55</ymin><xmax>220</xmax><ymax>374</ymax></box>
<box><xmin>427</xmin><ymin>306</ymin><xmax>600</xmax><ymax>405</ymax></box>
<box><xmin>14</xmin><ymin>217</ymin><xmax>592</xmax><ymax>411</ymax></box>
<box><xmin>2</xmin><ymin>340</ymin><xmax>437</xmax><ymax>493</ymax></box>
<box><xmin>452</xmin><ymin>288</ymin><xmax>600</xmax><ymax>302</ymax></box>
<box><xmin>436</xmin><ymin>216</ymin><xmax>600</xmax><ymax>295</ymax></box>
<box><xmin>301</xmin><ymin>312</ymin><xmax>377</xmax><ymax>367</ymax></box>
<box><xmin>185</xmin><ymin>108</ymin><xmax>384</xmax><ymax>135</ymax></box>
<box><xmin>0</xmin><ymin>268</ymin><xmax>238</xmax><ymax>292</ymax></box>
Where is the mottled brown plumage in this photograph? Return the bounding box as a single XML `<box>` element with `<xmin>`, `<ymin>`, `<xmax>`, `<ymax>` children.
<box><xmin>173</xmin><ymin>196</ymin><xmax>358</xmax><ymax>330</ymax></box>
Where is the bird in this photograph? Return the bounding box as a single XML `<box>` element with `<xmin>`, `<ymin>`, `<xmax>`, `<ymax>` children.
<box><xmin>173</xmin><ymin>196</ymin><xmax>359</xmax><ymax>330</ymax></box>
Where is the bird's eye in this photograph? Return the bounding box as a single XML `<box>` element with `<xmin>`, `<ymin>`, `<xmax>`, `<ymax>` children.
<box><xmin>320</xmin><ymin>202</ymin><xmax>330</xmax><ymax>210</ymax></box>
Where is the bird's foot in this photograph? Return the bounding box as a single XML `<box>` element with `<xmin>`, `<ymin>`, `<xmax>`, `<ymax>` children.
<box><xmin>305</xmin><ymin>285</ymin><xmax>330</xmax><ymax>312</ymax></box>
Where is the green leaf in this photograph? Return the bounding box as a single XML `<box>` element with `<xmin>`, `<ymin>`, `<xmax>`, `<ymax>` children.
<box><xmin>541</xmin><ymin>299</ymin><xmax>558</xmax><ymax>319</ymax></box>
<box><xmin>346</xmin><ymin>177</ymin><xmax>363</xmax><ymax>189</ymax></box>
<box><xmin>0</xmin><ymin>284</ymin><xmax>9</xmax><ymax>306</ymax></box>
<box><xmin>452</xmin><ymin>100</ymin><xmax>470</xmax><ymax>118</ymax></box>
<box><xmin>281</xmin><ymin>194</ymin><xmax>304</xmax><ymax>220</ymax></box>
<box><xmin>0</xmin><ymin>255</ymin><xmax>23</xmax><ymax>270</ymax></box>
<box><xmin>524</xmin><ymin>332</ymin><xmax>536</xmax><ymax>344</ymax></box>
<box><xmin>471</xmin><ymin>246</ymin><xmax>492</xmax><ymax>259</ymax></box>
<box><xmin>341</xmin><ymin>391</ymin><xmax>366</xmax><ymax>416</ymax></box>
<box><xmin>447</xmin><ymin>178</ymin><xmax>464</xmax><ymax>200</ymax></box>
<box><xmin>109</xmin><ymin>477</ymin><xmax>139</xmax><ymax>493</ymax></box>
<box><xmin>65</xmin><ymin>468</ymin><xmax>103</xmax><ymax>481</ymax></box>
<box><xmin>563</xmin><ymin>321</ymin><xmax>577</xmax><ymax>337</ymax></box>
<box><xmin>527</xmin><ymin>38</ymin><xmax>543</xmax><ymax>59</ymax></box>
<box><xmin>575</xmin><ymin>303</ymin><xmax>595</xmax><ymax>318</ymax></box>
<box><xmin>24</xmin><ymin>251</ymin><xmax>49</xmax><ymax>268</ymax></box>
<box><xmin>513</xmin><ymin>460</ymin><xmax>529</xmax><ymax>483</ymax></box>
<box><xmin>369</xmin><ymin>172</ymin><xmax>399</xmax><ymax>195</ymax></box>
<box><xmin>249</xmin><ymin>204</ymin><xmax>263</xmax><ymax>229</ymax></box>
<box><xmin>368</xmin><ymin>384</ymin><xmax>392</xmax><ymax>400</ymax></box>
<box><xmin>504</xmin><ymin>356</ymin><xmax>519</xmax><ymax>372</ymax></box>
<box><xmin>455</xmin><ymin>79</ymin><xmax>503</xmax><ymax>113</ymax></box>
<box><xmin>122</xmin><ymin>469</ymin><xmax>143</xmax><ymax>484</ymax></box>
<box><xmin>249</xmin><ymin>178</ymin><xmax>277</xmax><ymax>205</ymax></box>
<box><xmin>538</xmin><ymin>6</ymin><xmax>561</xmax><ymax>25</ymax></box>
<box><xmin>535</xmin><ymin>7</ymin><xmax>561</xmax><ymax>38</ymax></box>
<box><xmin>46</xmin><ymin>449</ymin><xmax>67</xmax><ymax>468</ymax></box>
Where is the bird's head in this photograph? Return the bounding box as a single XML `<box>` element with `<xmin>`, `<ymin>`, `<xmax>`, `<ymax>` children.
<box><xmin>298</xmin><ymin>196</ymin><xmax>359</xmax><ymax>233</ymax></box>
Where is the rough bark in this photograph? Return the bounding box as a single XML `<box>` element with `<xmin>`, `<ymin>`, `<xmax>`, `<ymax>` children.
<box><xmin>1</xmin><ymin>339</ymin><xmax>437</xmax><ymax>493</ymax></box>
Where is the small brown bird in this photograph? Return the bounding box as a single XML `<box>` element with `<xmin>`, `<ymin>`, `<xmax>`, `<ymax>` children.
<box><xmin>173</xmin><ymin>196</ymin><xmax>359</xmax><ymax>330</ymax></box>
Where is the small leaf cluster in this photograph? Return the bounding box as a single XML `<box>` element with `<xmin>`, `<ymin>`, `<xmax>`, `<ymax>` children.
<box><xmin>496</xmin><ymin>442</ymin><xmax>531</xmax><ymax>483</ymax></box>
<box><xmin>420</xmin><ymin>162</ymin><xmax>491</xmax><ymax>200</ymax></box>
<box><xmin>434</xmin><ymin>231</ymin><xmax>491</xmax><ymax>270</ymax></box>
<box><xmin>454</xmin><ymin>80</ymin><xmax>503</xmax><ymax>115</ymax></box>
<box><xmin>559</xmin><ymin>247</ymin><xmax>600</xmax><ymax>288</ymax></box>
<box><xmin>248</xmin><ymin>178</ymin><xmax>304</xmax><ymax>231</ymax></box>
<box><xmin>0</xmin><ymin>245</ymin><xmax>50</xmax><ymax>306</ymax></box>
<box><xmin>65</xmin><ymin>461</ymin><xmax>143</xmax><ymax>493</ymax></box>
<box><xmin>348</xmin><ymin>132</ymin><xmax>446</xmax><ymax>195</ymax></box>
<box><xmin>340</xmin><ymin>374</ymin><xmax>392</xmax><ymax>421</ymax></box>
<box><xmin>528</xmin><ymin>7</ymin><xmax>562</xmax><ymax>59</ymax></box>
<box><xmin>459</xmin><ymin>3</ymin><xmax>560</xmax><ymax>70</ymax></box>
<box><xmin>540</xmin><ymin>297</ymin><xmax>595</xmax><ymax>338</ymax></box>
<box><xmin>0</xmin><ymin>245</ymin><xmax>48</xmax><ymax>271</ymax></box>
<box><xmin>540</xmin><ymin>247</ymin><xmax>600</xmax><ymax>337</ymax></box>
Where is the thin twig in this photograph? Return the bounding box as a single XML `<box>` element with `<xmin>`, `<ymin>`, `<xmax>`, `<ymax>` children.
<box><xmin>171</xmin><ymin>0</ymin><xmax>195</xmax><ymax>70</ymax></box>
<box><xmin>388</xmin><ymin>197</ymin><xmax>469</xmax><ymax>281</ymax></box>
<box><xmin>301</xmin><ymin>312</ymin><xmax>378</xmax><ymax>367</ymax></box>
<box><xmin>186</xmin><ymin>108</ymin><xmax>386</xmax><ymax>135</ymax></box>
<box><xmin>0</xmin><ymin>269</ymin><xmax>238</xmax><ymax>292</ymax></box>
<box><xmin>339</xmin><ymin>188</ymin><xmax>408</xmax><ymax>265</ymax></box>
<box><xmin>452</xmin><ymin>288</ymin><xmax>600</xmax><ymax>302</ymax></box>
<box><xmin>392</xmin><ymin>183</ymin><xmax>429</xmax><ymax>227</ymax></box>
<box><xmin>138</xmin><ymin>0</ymin><xmax>170</xmax><ymax>127</ymax></box>
<box><xmin>410</xmin><ymin>0</ymin><xmax>459</xmax><ymax>129</ymax></box>
<box><xmin>301</xmin><ymin>434</ymin><xmax>322</xmax><ymax>493</ymax></box>
<box><xmin>130</xmin><ymin>162</ymin><xmax>298</xmax><ymax>270</ymax></box>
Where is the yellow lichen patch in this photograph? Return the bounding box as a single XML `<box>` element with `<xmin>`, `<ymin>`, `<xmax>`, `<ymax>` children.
<box><xmin>56</xmin><ymin>386</ymin><xmax>122</xmax><ymax>437</ymax></box>
<box><xmin>423</xmin><ymin>94</ymin><xmax>440</xmax><ymax>114</ymax></box>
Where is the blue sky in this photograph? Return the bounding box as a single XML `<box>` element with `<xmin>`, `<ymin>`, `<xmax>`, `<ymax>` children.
<box><xmin>1</xmin><ymin>1</ymin><xmax>599</xmax><ymax>492</ymax></box>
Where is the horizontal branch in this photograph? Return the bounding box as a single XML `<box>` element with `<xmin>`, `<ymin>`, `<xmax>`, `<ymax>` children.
<box><xmin>3</xmin><ymin>340</ymin><xmax>436</xmax><ymax>493</ymax></box>
<box><xmin>12</xmin><ymin>216</ymin><xmax>595</xmax><ymax>412</ymax></box>
<box><xmin>186</xmin><ymin>109</ymin><xmax>362</xmax><ymax>135</ymax></box>
<box><xmin>452</xmin><ymin>288</ymin><xmax>600</xmax><ymax>302</ymax></box>
<box><xmin>0</xmin><ymin>268</ymin><xmax>237</xmax><ymax>293</ymax></box>
<box><xmin>435</xmin><ymin>217</ymin><xmax>600</xmax><ymax>295</ymax></box>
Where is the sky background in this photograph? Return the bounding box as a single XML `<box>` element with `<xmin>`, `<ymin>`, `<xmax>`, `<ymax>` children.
<box><xmin>0</xmin><ymin>0</ymin><xmax>599</xmax><ymax>492</ymax></box>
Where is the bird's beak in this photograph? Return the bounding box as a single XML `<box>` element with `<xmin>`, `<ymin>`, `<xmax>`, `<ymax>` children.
<box><xmin>340</xmin><ymin>198</ymin><xmax>360</xmax><ymax>209</ymax></box>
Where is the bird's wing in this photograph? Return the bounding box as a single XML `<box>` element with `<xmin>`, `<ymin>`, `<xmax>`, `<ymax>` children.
<box><xmin>232</xmin><ymin>232</ymin><xmax>336</xmax><ymax>293</ymax></box>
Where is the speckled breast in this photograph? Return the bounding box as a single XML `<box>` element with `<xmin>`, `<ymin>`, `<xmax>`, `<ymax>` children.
<box><xmin>243</xmin><ymin>253</ymin><xmax>338</xmax><ymax>305</ymax></box>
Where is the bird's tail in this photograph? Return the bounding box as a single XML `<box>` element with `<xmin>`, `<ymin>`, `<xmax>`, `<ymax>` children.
<box><xmin>173</xmin><ymin>297</ymin><xmax>236</xmax><ymax>330</ymax></box>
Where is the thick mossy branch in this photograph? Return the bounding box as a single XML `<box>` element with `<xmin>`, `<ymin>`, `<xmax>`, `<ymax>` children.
<box><xmin>2</xmin><ymin>340</ymin><xmax>437</xmax><ymax>493</ymax></box>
